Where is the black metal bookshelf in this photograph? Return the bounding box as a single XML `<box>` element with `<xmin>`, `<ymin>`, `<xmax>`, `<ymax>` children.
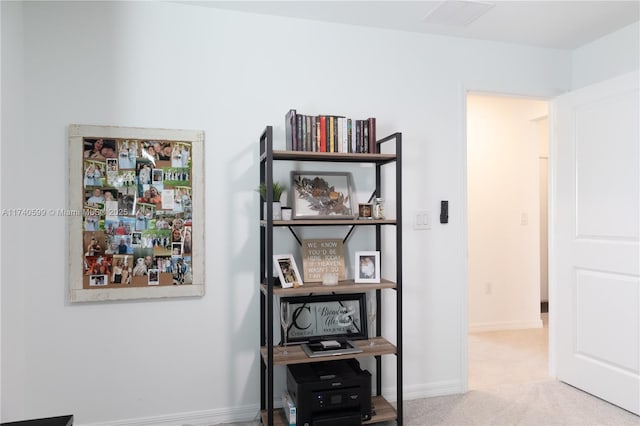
<box><xmin>258</xmin><ymin>125</ymin><xmax>403</xmax><ymax>425</ymax></box>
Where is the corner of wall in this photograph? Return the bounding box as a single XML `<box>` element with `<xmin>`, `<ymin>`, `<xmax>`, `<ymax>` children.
<box><xmin>571</xmin><ymin>21</ymin><xmax>640</xmax><ymax>89</ymax></box>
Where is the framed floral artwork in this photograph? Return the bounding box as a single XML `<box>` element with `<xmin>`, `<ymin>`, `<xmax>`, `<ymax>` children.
<box><xmin>290</xmin><ymin>171</ymin><xmax>356</xmax><ymax>219</ymax></box>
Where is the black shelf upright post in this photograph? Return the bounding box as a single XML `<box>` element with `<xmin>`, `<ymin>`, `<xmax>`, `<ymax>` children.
<box><xmin>375</xmin><ymin>141</ymin><xmax>384</xmax><ymax>397</ymax></box>
<box><xmin>395</xmin><ymin>133</ymin><xmax>403</xmax><ymax>425</ymax></box>
<box><xmin>259</xmin><ymin>126</ymin><xmax>275</xmax><ymax>425</ymax></box>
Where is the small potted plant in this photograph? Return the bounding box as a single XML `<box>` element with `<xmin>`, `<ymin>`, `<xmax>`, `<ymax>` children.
<box><xmin>258</xmin><ymin>182</ymin><xmax>286</xmax><ymax>220</ymax></box>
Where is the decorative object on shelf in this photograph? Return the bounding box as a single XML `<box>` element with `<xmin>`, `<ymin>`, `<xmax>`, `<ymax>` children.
<box><xmin>373</xmin><ymin>197</ymin><xmax>385</xmax><ymax>220</ymax></box>
<box><xmin>354</xmin><ymin>251</ymin><xmax>381</xmax><ymax>283</ymax></box>
<box><xmin>68</xmin><ymin>124</ymin><xmax>204</xmax><ymax>302</ymax></box>
<box><xmin>273</xmin><ymin>254</ymin><xmax>303</xmax><ymax>288</ymax></box>
<box><xmin>282</xmin><ymin>293</ymin><xmax>367</xmax><ymax>344</ymax></box>
<box><xmin>358</xmin><ymin>203</ymin><xmax>373</xmax><ymax>219</ymax></box>
<box><xmin>367</xmin><ymin>292</ymin><xmax>377</xmax><ymax>345</ymax></box>
<box><xmin>280</xmin><ymin>300</ymin><xmax>291</xmax><ymax>354</ymax></box>
<box><xmin>301</xmin><ymin>239</ymin><xmax>346</xmax><ymax>282</ymax></box>
<box><xmin>322</xmin><ymin>273</ymin><xmax>339</xmax><ymax>286</ymax></box>
<box><xmin>281</xmin><ymin>207</ymin><xmax>292</xmax><ymax>220</ymax></box>
<box><xmin>290</xmin><ymin>171</ymin><xmax>356</xmax><ymax>219</ymax></box>
<box><xmin>258</xmin><ymin>181</ymin><xmax>285</xmax><ymax>220</ymax></box>
<box><xmin>258</xmin><ymin>181</ymin><xmax>286</xmax><ymax>202</ymax></box>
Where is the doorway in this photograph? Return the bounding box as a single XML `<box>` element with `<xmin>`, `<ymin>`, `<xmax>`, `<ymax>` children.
<box><xmin>466</xmin><ymin>93</ymin><xmax>550</xmax><ymax>390</ymax></box>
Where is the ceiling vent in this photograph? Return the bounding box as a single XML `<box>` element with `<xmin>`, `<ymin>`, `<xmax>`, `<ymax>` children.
<box><xmin>422</xmin><ymin>0</ymin><xmax>495</xmax><ymax>27</ymax></box>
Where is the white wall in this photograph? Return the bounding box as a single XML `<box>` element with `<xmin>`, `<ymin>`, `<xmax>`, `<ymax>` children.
<box><xmin>467</xmin><ymin>95</ymin><xmax>548</xmax><ymax>331</ymax></box>
<box><xmin>572</xmin><ymin>21</ymin><xmax>640</xmax><ymax>90</ymax></box>
<box><xmin>0</xmin><ymin>1</ymin><xmax>607</xmax><ymax>424</ymax></box>
<box><xmin>1</xmin><ymin>1</ymin><xmax>27</xmax><ymax>417</ymax></box>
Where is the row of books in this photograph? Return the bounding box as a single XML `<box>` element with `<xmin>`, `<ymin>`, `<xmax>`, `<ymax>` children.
<box><xmin>285</xmin><ymin>109</ymin><xmax>377</xmax><ymax>154</ymax></box>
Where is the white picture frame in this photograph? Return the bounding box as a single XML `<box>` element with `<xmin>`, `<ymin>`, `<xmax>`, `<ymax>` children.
<box><xmin>273</xmin><ymin>254</ymin><xmax>304</xmax><ymax>289</ymax></box>
<box><xmin>354</xmin><ymin>251</ymin><xmax>380</xmax><ymax>283</ymax></box>
<box><xmin>69</xmin><ymin>124</ymin><xmax>205</xmax><ymax>302</ymax></box>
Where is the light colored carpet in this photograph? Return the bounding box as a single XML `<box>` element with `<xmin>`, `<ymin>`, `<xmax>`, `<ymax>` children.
<box><xmin>217</xmin><ymin>381</ymin><xmax>639</xmax><ymax>425</ymax></box>
<box><xmin>468</xmin><ymin>325</ymin><xmax>549</xmax><ymax>390</ymax></box>
<box><xmin>399</xmin><ymin>379</ymin><xmax>640</xmax><ymax>425</ymax></box>
<box><xmin>225</xmin><ymin>317</ymin><xmax>639</xmax><ymax>425</ymax></box>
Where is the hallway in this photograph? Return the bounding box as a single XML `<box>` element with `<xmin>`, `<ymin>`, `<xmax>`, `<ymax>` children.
<box><xmin>468</xmin><ymin>314</ymin><xmax>550</xmax><ymax>390</ymax></box>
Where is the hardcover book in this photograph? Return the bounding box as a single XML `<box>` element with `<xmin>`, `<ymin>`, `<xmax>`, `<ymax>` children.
<box><xmin>368</xmin><ymin>117</ymin><xmax>376</xmax><ymax>154</ymax></box>
<box><xmin>319</xmin><ymin>115</ymin><xmax>327</xmax><ymax>152</ymax></box>
<box><xmin>285</xmin><ymin>109</ymin><xmax>297</xmax><ymax>151</ymax></box>
<box><xmin>348</xmin><ymin>119</ymin><xmax>353</xmax><ymax>153</ymax></box>
<box><xmin>328</xmin><ymin>116</ymin><xmax>335</xmax><ymax>152</ymax></box>
<box><xmin>296</xmin><ymin>114</ymin><xmax>304</xmax><ymax>151</ymax></box>
<box><xmin>363</xmin><ymin>120</ymin><xmax>369</xmax><ymax>153</ymax></box>
<box><xmin>305</xmin><ymin>115</ymin><xmax>312</xmax><ymax>152</ymax></box>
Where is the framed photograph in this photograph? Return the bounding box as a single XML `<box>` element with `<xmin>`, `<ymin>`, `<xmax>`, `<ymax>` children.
<box><xmin>281</xmin><ymin>293</ymin><xmax>367</xmax><ymax>344</ymax></box>
<box><xmin>354</xmin><ymin>251</ymin><xmax>380</xmax><ymax>283</ymax></box>
<box><xmin>358</xmin><ymin>203</ymin><xmax>373</xmax><ymax>219</ymax></box>
<box><xmin>69</xmin><ymin>124</ymin><xmax>205</xmax><ymax>302</ymax></box>
<box><xmin>290</xmin><ymin>171</ymin><xmax>356</xmax><ymax>219</ymax></box>
<box><xmin>273</xmin><ymin>254</ymin><xmax>303</xmax><ymax>289</ymax></box>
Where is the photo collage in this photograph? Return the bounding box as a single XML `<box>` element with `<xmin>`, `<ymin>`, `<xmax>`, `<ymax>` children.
<box><xmin>82</xmin><ymin>138</ymin><xmax>193</xmax><ymax>288</ymax></box>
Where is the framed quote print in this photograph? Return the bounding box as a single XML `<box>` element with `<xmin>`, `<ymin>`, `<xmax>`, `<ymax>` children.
<box><xmin>68</xmin><ymin>124</ymin><xmax>205</xmax><ymax>302</ymax></box>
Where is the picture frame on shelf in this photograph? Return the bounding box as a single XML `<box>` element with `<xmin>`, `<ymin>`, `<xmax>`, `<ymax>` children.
<box><xmin>69</xmin><ymin>124</ymin><xmax>205</xmax><ymax>303</ymax></box>
<box><xmin>301</xmin><ymin>238</ymin><xmax>346</xmax><ymax>283</ymax></box>
<box><xmin>273</xmin><ymin>254</ymin><xmax>303</xmax><ymax>288</ymax></box>
<box><xmin>358</xmin><ymin>203</ymin><xmax>373</xmax><ymax>219</ymax></box>
<box><xmin>290</xmin><ymin>171</ymin><xmax>356</xmax><ymax>219</ymax></box>
<box><xmin>281</xmin><ymin>293</ymin><xmax>367</xmax><ymax>344</ymax></box>
<box><xmin>354</xmin><ymin>251</ymin><xmax>380</xmax><ymax>283</ymax></box>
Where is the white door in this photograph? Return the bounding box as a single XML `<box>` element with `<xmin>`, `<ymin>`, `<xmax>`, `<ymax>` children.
<box><xmin>552</xmin><ymin>70</ymin><xmax>639</xmax><ymax>414</ymax></box>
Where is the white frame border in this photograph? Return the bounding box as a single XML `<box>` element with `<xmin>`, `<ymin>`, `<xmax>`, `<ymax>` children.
<box><xmin>354</xmin><ymin>251</ymin><xmax>380</xmax><ymax>283</ymax></box>
<box><xmin>68</xmin><ymin>124</ymin><xmax>205</xmax><ymax>302</ymax></box>
<box><xmin>273</xmin><ymin>254</ymin><xmax>303</xmax><ymax>289</ymax></box>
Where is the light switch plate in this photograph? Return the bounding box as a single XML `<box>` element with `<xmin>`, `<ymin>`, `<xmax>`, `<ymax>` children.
<box><xmin>414</xmin><ymin>211</ymin><xmax>431</xmax><ymax>230</ymax></box>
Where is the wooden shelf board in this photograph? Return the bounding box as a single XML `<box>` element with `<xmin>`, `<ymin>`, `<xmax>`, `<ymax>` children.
<box><xmin>263</xmin><ymin>150</ymin><xmax>397</xmax><ymax>163</ymax></box>
<box><xmin>260</xmin><ymin>219</ymin><xmax>396</xmax><ymax>227</ymax></box>
<box><xmin>366</xmin><ymin>396</ymin><xmax>398</xmax><ymax>424</ymax></box>
<box><xmin>260</xmin><ymin>396</ymin><xmax>396</xmax><ymax>426</ymax></box>
<box><xmin>260</xmin><ymin>337</ymin><xmax>397</xmax><ymax>366</ymax></box>
<box><xmin>260</xmin><ymin>279</ymin><xmax>396</xmax><ymax>296</ymax></box>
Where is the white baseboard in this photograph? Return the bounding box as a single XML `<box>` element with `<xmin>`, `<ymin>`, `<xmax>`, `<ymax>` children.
<box><xmin>77</xmin><ymin>404</ymin><xmax>260</xmax><ymax>426</ymax></box>
<box><xmin>77</xmin><ymin>381</ymin><xmax>465</xmax><ymax>426</ymax></box>
<box><xmin>468</xmin><ymin>319</ymin><xmax>543</xmax><ymax>333</ymax></box>
<box><xmin>383</xmin><ymin>379</ymin><xmax>463</xmax><ymax>402</ymax></box>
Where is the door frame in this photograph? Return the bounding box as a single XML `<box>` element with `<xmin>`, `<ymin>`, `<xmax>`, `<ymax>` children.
<box><xmin>459</xmin><ymin>83</ymin><xmax>556</xmax><ymax>392</ymax></box>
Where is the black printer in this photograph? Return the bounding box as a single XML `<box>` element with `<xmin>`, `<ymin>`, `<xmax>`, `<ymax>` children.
<box><xmin>286</xmin><ymin>359</ymin><xmax>372</xmax><ymax>426</ymax></box>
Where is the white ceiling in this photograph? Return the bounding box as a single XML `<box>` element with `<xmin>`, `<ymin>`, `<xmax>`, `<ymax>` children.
<box><xmin>179</xmin><ymin>0</ymin><xmax>640</xmax><ymax>49</ymax></box>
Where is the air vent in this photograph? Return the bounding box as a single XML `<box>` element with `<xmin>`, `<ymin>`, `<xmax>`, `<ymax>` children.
<box><xmin>422</xmin><ymin>0</ymin><xmax>495</xmax><ymax>27</ymax></box>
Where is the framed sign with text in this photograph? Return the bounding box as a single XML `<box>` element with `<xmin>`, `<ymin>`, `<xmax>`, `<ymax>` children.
<box><xmin>301</xmin><ymin>238</ymin><xmax>346</xmax><ymax>282</ymax></box>
<box><xmin>68</xmin><ymin>124</ymin><xmax>205</xmax><ymax>302</ymax></box>
<box><xmin>281</xmin><ymin>293</ymin><xmax>367</xmax><ymax>344</ymax></box>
